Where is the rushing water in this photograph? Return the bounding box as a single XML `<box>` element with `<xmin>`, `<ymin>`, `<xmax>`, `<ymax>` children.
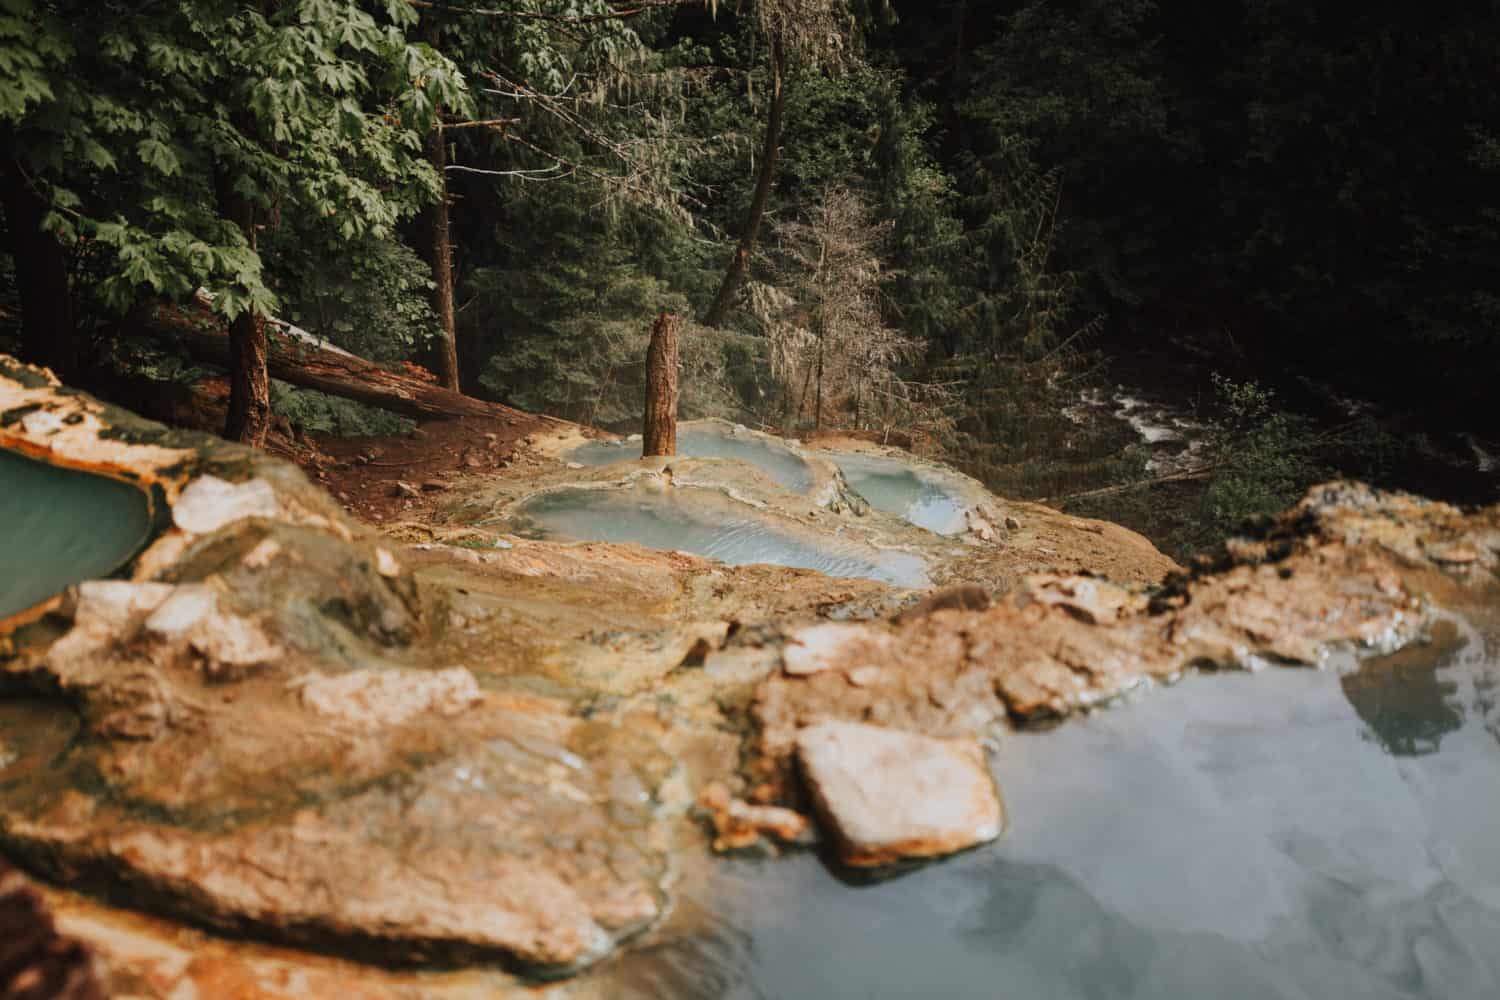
<box><xmin>828</xmin><ymin>453</ymin><xmax>969</xmax><ymax>536</ymax></box>
<box><xmin>0</xmin><ymin>448</ymin><xmax>153</xmax><ymax>620</ymax></box>
<box><xmin>599</xmin><ymin>614</ymin><xmax>1500</xmax><ymax>1000</ymax></box>
<box><xmin>569</xmin><ymin>427</ymin><xmax>816</xmax><ymax>495</ymax></box>
<box><xmin>516</xmin><ymin>487</ymin><xmax>929</xmax><ymax>588</ymax></box>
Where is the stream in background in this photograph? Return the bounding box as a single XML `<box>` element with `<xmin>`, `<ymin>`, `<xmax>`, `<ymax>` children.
<box><xmin>1092</xmin><ymin>349</ymin><xmax>1500</xmax><ymax>506</ymax></box>
<box><xmin>596</xmin><ymin>611</ymin><xmax>1500</xmax><ymax>1000</ymax></box>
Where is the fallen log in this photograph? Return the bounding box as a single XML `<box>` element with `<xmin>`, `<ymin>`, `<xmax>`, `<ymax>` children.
<box><xmin>149</xmin><ymin>294</ymin><xmax>559</xmax><ymax>426</ymax></box>
<box><xmin>1039</xmin><ymin>464</ymin><xmax>1219</xmax><ymax>505</ymax></box>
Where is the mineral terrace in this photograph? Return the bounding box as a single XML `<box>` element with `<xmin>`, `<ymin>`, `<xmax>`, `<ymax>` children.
<box><xmin>2</xmin><ymin>354</ymin><xmax>1497</xmax><ymax>996</ymax></box>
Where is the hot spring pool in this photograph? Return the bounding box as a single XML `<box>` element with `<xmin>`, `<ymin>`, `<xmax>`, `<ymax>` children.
<box><xmin>597</xmin><ymin>614</ymin><xmax>1500</xmax><ymax>999</ymax></box>
<box><xmin>829</xmin><ymin>452</ymin><xmax>970</xmax><ymax>536</ymax></box>
<box><xmin>515</xmin><ymin>486</ymin><xmax>929</xmax><ymax>589</ymax></box>
<box><xmin>569</xmin><ymin>426</ymin><xmax>816</xmax><ymax>494</ymax></box>
<box><xmin>0</xmin><ymin>448</ymin><xmax>153</xmax><ymax>621</ymax></box>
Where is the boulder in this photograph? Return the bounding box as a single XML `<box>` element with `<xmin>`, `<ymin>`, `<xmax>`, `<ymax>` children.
<box><xmin>172</xmin><ymin>476</ymin><xmax>280</xmax><ymax>534</ymax></box>
<box><xmin>796</xmin><ymin>721</ymin><xmax>1004</xmax><ymax>867</ymax></box>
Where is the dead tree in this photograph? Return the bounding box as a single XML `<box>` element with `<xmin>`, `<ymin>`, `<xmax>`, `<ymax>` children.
<box><xmin>701</xmin><ymin>1</ymin><xmax>853</xmax><ymax>328</ymax></box>
<box><xmin>643</xmin><ymin>310</ymin><xmax>680</xmax><ymax>456</ymax></box>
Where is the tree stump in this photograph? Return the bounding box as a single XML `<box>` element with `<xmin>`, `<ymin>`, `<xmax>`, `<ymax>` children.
<box><xmin>643</xmin><ymin>310</ymin><xmax>680</xmax><ymax>457</ymax></box>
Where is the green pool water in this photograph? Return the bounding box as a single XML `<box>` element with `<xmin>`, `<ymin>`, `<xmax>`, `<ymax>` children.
<box><xmin>0</xmin><ymin>447</ymin><xmax>153</xmax><ymax>620</ymax></box>
<box><xmin>598</xmin><ymin>612</ymin><xmax>1500</xmax><ymax>1000</ymax></box>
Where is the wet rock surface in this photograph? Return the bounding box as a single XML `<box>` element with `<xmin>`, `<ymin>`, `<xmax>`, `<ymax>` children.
<box><xmin>0</xmin><ymin>359</ymin><xmax>677</xmax><ymax>976</ymax></box>
<box><xmin>797</xmin><ymin>721</ymin><xmax>1004</xmax><ymax>867</ymax></box>
<box><xmin>443</xmin><ymin>422</ymin><xmax>1181</xmax><ymax>594</ymax></box>
<box><xmin>750</xmin><ymin>481</ymin><xmax>1499</xmax><ymax>795</ymax></box>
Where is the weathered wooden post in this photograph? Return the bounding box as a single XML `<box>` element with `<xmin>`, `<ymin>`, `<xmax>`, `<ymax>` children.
<box><xmin>643</xmin><ymin>310</ymin><xmax>680</xmax><ymax>456</ymax></box>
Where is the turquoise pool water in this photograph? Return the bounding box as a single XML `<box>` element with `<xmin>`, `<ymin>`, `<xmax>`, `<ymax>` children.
<box><xmin>829</xmin><ymin>452</ymin><xmax>969</xmax><ymax>536</ymax></box>
<box><xmin>516</xmin><ymin>486</ymin><xmax>929</xmax><ymax>589</ymax></box>
<box><xmin>569</xmin><ymin>427</ymin><xmax>815</xmax><ymax>494</ymax></box>
<box><xmin>0</xmin><ymin>448</ymin><xmax>153</xmax><ymax>620</ymax></box>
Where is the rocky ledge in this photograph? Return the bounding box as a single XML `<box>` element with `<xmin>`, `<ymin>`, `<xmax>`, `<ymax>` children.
<box><xmin>2</xmin><ymin>355</ymin><xmax>1498</xmax><ymax>993</ymax></box>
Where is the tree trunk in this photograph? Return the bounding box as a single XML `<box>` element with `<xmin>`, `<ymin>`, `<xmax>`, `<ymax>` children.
<box><xmin>1</xmin><ymin>156</ymin><xmax>76</xmax><ymax>381</ymax></box>
<box><xmin>224</xmin><ymin>308</ymin><xmax>271</xmax><ymax>445</ymax></box>
<box><xmin>702</xmin><ymin>37</ymin><xmax>786</xmax><ymax>328</ymax></box>
<box><xmin>214</xmin><ymin>174</ymin><xmax>272</xmax><ymax>447</ymax></box>
<box><xmin>814</xmin><ymin>328</ymin><xmax>825</xmax><ymax>431</ymax></box>
<box><xmin>642</xmin><ymin>310</ymin><xmax>680</xmax><ymax>457</ymax></box>
<box><xmin>416</xmin><ymin>19</ymin><xmax>461</xmax><ymax>391</ymax></box>
<box><xmin>164</xmin><ymin>304</ymin><xmax>546</xmax><ymax>424</ymax></box>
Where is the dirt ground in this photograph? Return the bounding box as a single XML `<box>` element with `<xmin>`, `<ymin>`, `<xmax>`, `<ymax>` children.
<box><xmin>172</xmin><ymin>376</ymin><xmax>561</xmax><ymax>524</ymax></box>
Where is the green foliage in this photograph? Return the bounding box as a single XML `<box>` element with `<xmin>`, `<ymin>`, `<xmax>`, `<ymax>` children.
<box><xmin>2</xmin><ymin>0</ymin><xmax>468</xmax><ymax>326</ymax></box>
<box><xmin>99</xmin><ymin>334</ymin><xmax>215</xmax><ymax>388</ymax></box>
<box><xmin>261</xmin><ymin>227</ymin><xmax>439</xmax><ymax>363</ymax></box>
<box><xmin>476</xmin><ymin>266</ymin><xmax>769</xmax><ymax>428</ymax></box>
<box><xmin>954</xmin><ymin>0</ymin><xmax>1181</xmax><ymax>346</ymax></box>
<box><xmin>1199</xmin><ymin>375</ymin><xmax>1324</xmax><ymax>534</ymax></box>
<box><xmin>270</xmin><ymin>381</ymin><xmax>412</xmax><ymax>438</ymax></box>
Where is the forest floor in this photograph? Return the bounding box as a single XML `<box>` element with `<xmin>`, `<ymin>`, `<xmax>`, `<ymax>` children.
<box><xmin>179</xmin><ymin>376</ymin><xmax>558</xmax><ymax>524</ymax></box>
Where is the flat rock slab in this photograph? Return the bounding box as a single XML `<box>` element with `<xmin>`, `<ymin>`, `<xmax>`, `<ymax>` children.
<box><xmin>796</xmin><ymin>721</ymin><xmax>1004</xmax><ymax>867</ymax></box>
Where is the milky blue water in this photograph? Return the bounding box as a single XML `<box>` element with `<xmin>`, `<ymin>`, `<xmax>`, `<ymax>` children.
<box><xmin>830</xmin><ymin>452</ymin><xmax>969</xmax><ymax>536</ymax></box>
<box><xmin>569</xmin><ymin>427</ymin><xmax>815</xmax><ymax>494</ymax></box>
<box><xmin>517</xmin><ymin>487</ymin><xmax>929</xmax><ymax>589</ymax></box>
<box><xmin>601</xmin><ymin>615</ymin><xmax>1500</xmax><ymax>999</ymax></box>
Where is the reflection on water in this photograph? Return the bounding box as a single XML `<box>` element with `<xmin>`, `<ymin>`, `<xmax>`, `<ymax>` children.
<box><xmin>0</xmin><ymin>448</ymin><xmax>153</xmax><ymax>619</ymax></box>
<box><xmin>517</xmin><ymin>487</ymin><xmax>929</xmax><ymax>588</ymax></box>
<box><xmin>569</xmin><ymin>427</ymin><xmax>815</xmax><ymax>494</ymax></box>
<box><xmin>829</xmin><ymin>453</ymin><xmax>968</xmax><ymax>536</ymax></box>
<box><xmin>597</xmin><ymin>614</ymin><xmax>1500</xmax><ymax>999</ymax></box>
<box><xmin>1342</xmin><ymin>620</ymin><xmax>1466</xmax><ymax>756</ymax></box>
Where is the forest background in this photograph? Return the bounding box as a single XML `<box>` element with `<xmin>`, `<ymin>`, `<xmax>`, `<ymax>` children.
<box><xmin>3</xmin><ymin>0</ymin><xmax>1497</xmax><ymax>559</ymax></box>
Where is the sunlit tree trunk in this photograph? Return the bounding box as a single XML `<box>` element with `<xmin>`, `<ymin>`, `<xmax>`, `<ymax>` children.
<box><xmin>643</xmin><ymin>310</ymin><xmax>680</xmax><ymax>456</ymax></box>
